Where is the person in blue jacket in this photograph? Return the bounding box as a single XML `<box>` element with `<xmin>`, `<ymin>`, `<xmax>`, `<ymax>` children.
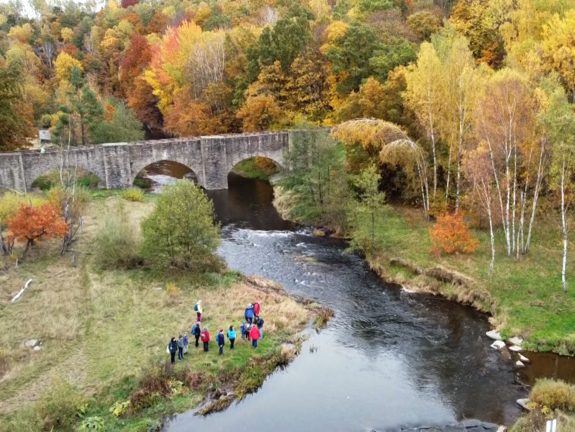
<box><xmin>240</xmin><ymin>322</ymin><xmax>246</xmax><ymax>340</ymax></box>
<box><xmin>228</xmin><ymin>325</ymin><xmax>236</xmax><ymax>350</ymax></box>
<box><xmin>245</xmin><ymin>304</ymin><xmax>254</xmax><ymax>324</ymax></box>
<box><xmin>216</xmin><ymin>329</ymin><xmax>225</xmax><ymax>356</ymax></box>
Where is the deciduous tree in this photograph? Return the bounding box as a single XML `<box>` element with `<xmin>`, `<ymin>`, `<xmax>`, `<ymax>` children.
<box><xmin>7</xmin><ymin>203</ymin><xmax>68</xmax><ymax>258</ymax></box>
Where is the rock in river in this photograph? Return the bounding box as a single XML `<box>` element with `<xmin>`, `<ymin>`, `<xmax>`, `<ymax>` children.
<box><xmin>490</xmin><ymin>340</ymin><xmax>506</xmax><ymax>350</ymax></box>
<box><xmin>486</xmin><ymin>330</ymin><xmax>502</xmax><ymax>341</ymax></box>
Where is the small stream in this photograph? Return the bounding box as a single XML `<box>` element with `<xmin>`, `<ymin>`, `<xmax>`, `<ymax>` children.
<box><xmin>140</xmin><ymin>162</ymin><xmax>575</xmax><ymax>432</ymax></box>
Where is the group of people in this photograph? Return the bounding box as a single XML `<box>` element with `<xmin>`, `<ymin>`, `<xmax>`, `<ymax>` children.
<box><xmin>167</xmin><ymin>301</ymin><xmax>265</xmax><ymax>364</ymax></box>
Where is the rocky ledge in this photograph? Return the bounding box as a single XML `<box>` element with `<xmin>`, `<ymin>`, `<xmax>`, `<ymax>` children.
<box><xmin>397</xmin><ymin>420</ymin><xmax>504</xmax><ymax>432</ymax></box>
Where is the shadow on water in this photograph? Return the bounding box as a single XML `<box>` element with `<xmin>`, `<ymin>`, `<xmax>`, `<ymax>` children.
<box><xmin>141</xmin><ymin>162</ymin><xmax>575</xmax><ymax>432</ymax></box>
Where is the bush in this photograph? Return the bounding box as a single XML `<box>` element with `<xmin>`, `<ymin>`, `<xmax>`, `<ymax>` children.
<box><xmin>129</xmin><ymin>360</ymin><xmax>173</xmax><ymax>411</ymax></box>
<box><xmin>0</xmin><ymin>193</ymin><xmax>46</xmax><ymax>226</ymax></box>
<box><xmin>122</xmin><ymin>188</ymin><xmax>145</xmax><ymax>202</ymax></box>
<box><xmin>36</xmin><ymin>379</ymin><xmax>84</xmax><ymax>431</ymax></box>
<box><xmin>94</xmin><ymin>202</ymin><xmax>140</xmax><ymax>269</ymax></box>
<box><xmin>530</xmin><ymin>379</ymin><xmax>575</xmax><ymax>411</ymax></box>
<box><xmin>47</xmin><ymin>186</ymin><xmax>90</xmax><ymax>221</ymax></box>
<box><xmin>140</xmin><ymin>181</ymin><xmax>221</xmax><ymax>271</ymax></box>
<box><xmin>429</xmin><ymin>212</ymin><xmax>479</xmax><ymax>257</ymax></box>
<box><xmin>165</xmin><ymin>282</ymin><xmax>181</xmax><ymax>306</ymax></box>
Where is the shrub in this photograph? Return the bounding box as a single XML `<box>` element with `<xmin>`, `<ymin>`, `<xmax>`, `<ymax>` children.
<box><xmin>0</xmin><ymin>193</ymin><xmax>46</xmax><ymax>226</ymax></box>
<box><xmin>94</xmin><ymin>202</ymin><xmax>140</xmax><ymax>269</ymax></box>
<box><xmin>129</xmin><ymin>360</ymin><xmax>173</xmax><ymax>411</ymax></box>
<box><xmin>140</xmin><ymin>181</ymin><xmax>221</xmax><ymax>271</ymax></box>
<box><xmin>165</xmin><ymin>282</ymin><xmax>181</xmax><ymax>306</ymax></box>
<box><xmin>429</xmin><ymin>212</ymin><xmax>479</xmax><ymax>257</ymax></box>
<box><xmin>37</xmin><ymin>379</ymin><xmax>84</xmax><ymax>431</ymax></box>
<box><xmin>79</xmin><ymin>417</ymin><xmax>104</xmax><ymax>431</ymax></box>
<box><xmin>530</xmin><ymin>379</ymin><xmax>575</xmax><ymax>411</ymax></box>
<box><xmin>47</xmin><ymin>186</ymin><xmax>90</xmax><ymax>221</ymax></box>
<box><xmin>122</xmin><ymin>188</ymin><xmax>145</xmax><ymax>202</ymax></box>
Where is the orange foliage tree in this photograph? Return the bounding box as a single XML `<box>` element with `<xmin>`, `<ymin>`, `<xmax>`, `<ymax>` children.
<box><xmin>7</xmin><ymin>204</ymin><xmax>69</xmax><ymax>258</ymax></box>
<box><xmin>429</xmin><ymin>212</ymin><xmax>478</xmax><ymax>257</ymax></box>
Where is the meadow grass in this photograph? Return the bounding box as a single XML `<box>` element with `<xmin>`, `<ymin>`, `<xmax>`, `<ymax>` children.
<box><xmin>366</xmin><ymin>205</ymin><xmax>575</xmax><ymax>354</ymax></box>
<box><xmin>0</xmin><ymin>197</ymin><xmax>311</xmax><ymax>431</ymax></box>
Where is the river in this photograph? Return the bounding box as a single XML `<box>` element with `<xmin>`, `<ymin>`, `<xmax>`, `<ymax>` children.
<box><xmin>140</xmin><ymin>163</ymin><xmax>575</xmax><ymax>431</ymax></box>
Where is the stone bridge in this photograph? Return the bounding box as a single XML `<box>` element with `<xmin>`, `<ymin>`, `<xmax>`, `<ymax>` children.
<box><xmin>0</xmin><ymin>131</ymin><xmax>309</xmax><ymax>192</ymax></box>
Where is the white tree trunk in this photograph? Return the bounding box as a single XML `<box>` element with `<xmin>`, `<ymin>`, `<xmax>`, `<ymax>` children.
<box><xmin>525</xmin><ymin>139</ymin><xmax>546</xmax><ymax>253</ymax></box>
<box><xmin>561</xmin><ymin>158</ymin><xmax>568</xmax><ymax>293</ymax></box>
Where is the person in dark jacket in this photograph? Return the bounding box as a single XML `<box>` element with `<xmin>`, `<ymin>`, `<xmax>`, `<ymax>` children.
<box><xmin>191</xmin><ymin>323</ymin><xmax>201</xmax><ymax>348</ymax></box>
<box><xmin>256</xmin><ymin>316</ymin><xmax>264</xmax><ymax>339</ymax></box>
<box><xmin>200</xmin><ymin>327</ymin><xmax>210</xmax><ymax>352</ymax></box>
<box><xmin>240</xmin><ymin>322</ymin><xmax>246</xmax><ymax>340</ymax></box>
<box><xmin>216</xmin><ymin>329</ymin><xmax>225</xmax><ymax>356</ymax></box>
<box><xmin>245</xmin><ymin>304</ymin><xmax>254</xmax><ymax>324</ymax></box>
<box><xmin>228</xmin><ymin>325</ymin><xmax>236</xmax><ymax>350</ymax></box>
<box><xmin>177</xmin><ymin>335</ymin><xmax>184</xmax><ymax>361</ymax></box>
<box><xmin>249</xmin><ymin>325</ymin><xmax>261</xmax><ymax>348</ymax></box>
<box><xmin>168</xmin><ymin>337</ymin><xmax>178</xmax><ymax>364</ymax></box>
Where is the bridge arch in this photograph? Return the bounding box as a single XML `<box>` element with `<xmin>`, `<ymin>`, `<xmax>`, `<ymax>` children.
<box><xmin>129</xmin><ymin>156</ymin><xmax>204</xmax><ymax>189</ymax></box>
<box><xmin>132</xmin><ymin>160</ymin><xmax>199</xmax><ymax>189</ymax></box>
<box><xmin>229</xmin><ymin>155</ymin><xmax>282</xmax><ymax>181</ymax></box>
<box><xmin>25</xmin><ymin>151</ymin><xmax>106</xmax><ymax>192</ymax></box>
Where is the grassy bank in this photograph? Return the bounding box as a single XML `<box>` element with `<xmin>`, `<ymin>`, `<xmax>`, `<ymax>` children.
<box><xmin>231</xmin><ymin>158</ymin><xmax>278</xmax><ymax>181</ymax></box>
<box><xmin>0</xmin><ymin>194</ymin><xmax>313</xmax><ymax>431</ymax></box>
<box><xmin>274</xmin><ymin>185</ymin><xmax>575</xmax><ymax>355</ymax></box>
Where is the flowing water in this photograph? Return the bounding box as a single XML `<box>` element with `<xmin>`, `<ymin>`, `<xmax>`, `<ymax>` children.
<box><xmin>140</xmin><ymin>163</ymin><xmax>575</xmax><ymax>432</ymax></box>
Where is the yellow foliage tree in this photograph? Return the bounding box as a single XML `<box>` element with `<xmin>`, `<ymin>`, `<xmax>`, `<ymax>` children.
<box><xmin>237</xmin><ymin>94</ymin><xmax>282</xmax><ymax>132</ymax></box>
<box><xmin>541</xmin><ymin>10</ymin><xmax>575</xmax><ymax>99</ymax></box>
<box><xmin>54</xmin><ymin>52</ymin><xmax>83</xmax><ymax>82</ymax></box>
<box><xmin>60</xmin><ymin>27</ymin><xmax>74</xmax><ymax>43</ymax></box>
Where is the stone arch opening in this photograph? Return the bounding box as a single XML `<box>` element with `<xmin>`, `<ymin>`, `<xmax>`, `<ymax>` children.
<box><xmin>30</xmin><ymin>167</ymin><xmax>103</xmax><ymax>191</ymax></box>
<box><xmin>133</xmin><ymin>160</ymin><xmax>198</xmax><ymax>191</ymax></box>
<box><xmin>229</xmin><ymin>156</ymin><xmax>282</xmax><ymax>183</ymax></box>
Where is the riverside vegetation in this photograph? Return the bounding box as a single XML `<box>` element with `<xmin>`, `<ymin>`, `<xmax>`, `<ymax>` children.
<box><xmin>0</xmin><ymin>182</ymin><xmax>318</xmax><ymax>432</ymax></box>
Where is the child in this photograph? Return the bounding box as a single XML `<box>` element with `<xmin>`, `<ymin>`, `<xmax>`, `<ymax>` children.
<box><xmin>256</xmin><ymin>316</ymin><xmax>264</xmax><ymax>339</ymax></box>
<box><xmin>228</xmin><ymin>325</ymin><xmax>236</xmax><ymax>350</ymax></box>
<box><xmin>249</xmin><ymin>325</ymin><xmax>261</xmax><ymax>348</ymax></box>
<box><xmin>194</xmin><ymin>300</ymin><xmax>203</xmax><ymax>322</ymax></box>
<box><xmin>216</xmin><ymin>329</ymin><xmax>225</xmax><ymax>356</ymax></box>
<box><xmin>192</xmin><ymin>322</ymin><xmax>201</xmax><ymax>348</ymax></box>
<box><xmin>240</xmin><ymin>322</ymin><xmax>246</xmax><ymax>340</ymax></box>
<box><xmin>183</xmin><ymin>332</ymin><xmax>189</xmax><ymax>355</ymax></box>
<box><xmin>177</xmin><ymin>335</ymin><xmax>184</xmax><ymax>361</ymax></box>
<box><xmin>200</xmin><ymin>327</ymin><xmax>210</xmax><ymax>352</ymax></box>
<box><xmin>245</xmin><ymin>323</ymin><xmax>252</xmax><ymax>341</ymax></box>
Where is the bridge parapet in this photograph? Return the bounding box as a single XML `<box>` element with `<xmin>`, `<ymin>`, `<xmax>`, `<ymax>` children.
<box><xmin>0</xmin><ymin>130</ymin><xmax>298</xmax><ymax>192</ymax></box>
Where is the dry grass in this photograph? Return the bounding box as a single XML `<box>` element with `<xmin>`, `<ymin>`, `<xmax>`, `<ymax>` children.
<box><xmin>0</xmin><ymin>196</ymin><xmax>311</xmax><ymax>419</ymax></box>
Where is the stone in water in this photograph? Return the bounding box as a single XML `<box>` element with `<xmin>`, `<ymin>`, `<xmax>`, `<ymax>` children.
<box><xmin>517</xmin><ymin>398</ymin><xmax>530</xmax><ymax>410</ymax></box>
<box><xmin>490</xmin><ymin>340</ymin><xmax>506</xmax><ymax>350</ymax></box>
<box><xmin>515</xmin><ymin>360</ymin><xmax>525</xmax><ymax>368</ymax></box>
<box><xmin>486</xmin><ymin>330</ymin><xmax>502</xmax><ymax>340</ymax></box>
<box><xmin>519</xmin><ymin>353</ymin><xmax>530</xmax><ymax>363</ymax></box>
<box><xmin>509</xmin><ymin>345</ymin><xmax>522</xmax><ymax>352</ymax></box>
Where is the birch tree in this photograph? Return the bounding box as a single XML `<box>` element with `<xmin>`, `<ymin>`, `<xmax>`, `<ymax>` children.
<box><xmin>435</xmin><ymin>34</ymin><xmax>480</xmax><ymax>210</ymax></box>
<box><xmin>475</xmin><ymin>68</ymin><xmax>534</xmax><ymax>257</ymax></box>
<box><xmin>540</xmin><ymin>78</ymin><xmax>575</xmax><ymax>293</ymax></box>
<box><xmin>405</xmin><ymin>42</ymin><xmax>442</xmax><ymax>202</ymax></box>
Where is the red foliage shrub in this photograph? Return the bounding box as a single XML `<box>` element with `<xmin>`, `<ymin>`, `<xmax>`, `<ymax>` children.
<box><xmin>429</xmin><ymin>212</ymin><xmax>479</xmax><ymax>257</ymax></box>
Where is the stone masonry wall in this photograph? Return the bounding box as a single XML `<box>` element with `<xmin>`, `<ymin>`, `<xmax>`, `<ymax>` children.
<box><xmin>0</xmin><ymin>131</ymin><xmax>290</xmax><ymax>192</ymax></box>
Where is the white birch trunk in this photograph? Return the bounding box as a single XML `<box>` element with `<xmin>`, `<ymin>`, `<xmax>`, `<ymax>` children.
<box><xmin>561</xmin><ymin>157</ymin><xmax>568</xmax><ymax>293</ymax></box>
<box><xmin>525</xmin><ymin>139</ymin><xmax>546</xmax><ymax>253</ymax></box>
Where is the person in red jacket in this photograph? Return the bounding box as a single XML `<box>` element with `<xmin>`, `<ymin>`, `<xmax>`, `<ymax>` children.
<box><xmin>200</xmin><ymin>327</ymin><xmax>210</xmax><ymax>352</ymax></box>
<box><xmin>249</xmin><ymin>325</ymin><xmax>261</xmax><ymax>348</ymax></box>
<box><xmin>253</xmin><ymin>301</ymin><xmax>261</xmax><ymax>318</ymax></box>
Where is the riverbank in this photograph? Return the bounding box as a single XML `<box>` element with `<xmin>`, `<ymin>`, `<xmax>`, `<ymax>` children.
<box><xmin>0</xmin><ymin>194</ymin><xmax>314</xmax><ymax>431</ymax></box>
<box><xmin>273</xmin><ymin>186</ymin><xmax>575</xmax><ymax>356</ymax></box>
